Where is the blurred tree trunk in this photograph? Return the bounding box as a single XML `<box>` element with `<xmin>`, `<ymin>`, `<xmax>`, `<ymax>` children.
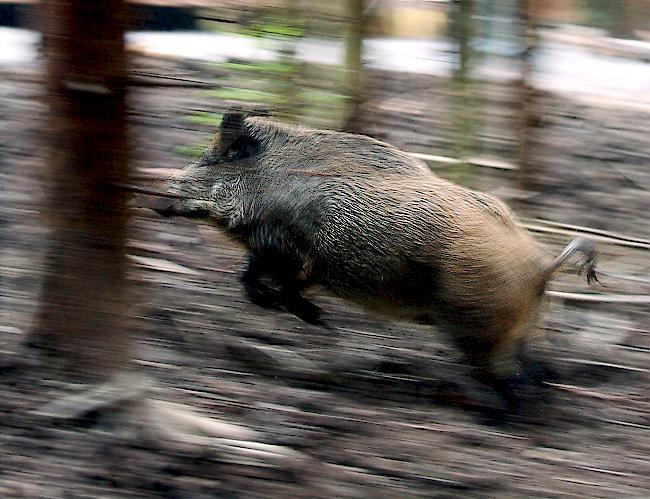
<box><xmin>29</xmin><ymin>0</ymin><xmax>132</xmax><ymax>381</ymax></box>
<box><xmin>16</xmin><ymin>2</ymin><xmax>314</xmax><ymax>458</ymax></box>
<box><xmin>453</xmin><ymin>0</ymin><xmax>474</xmax><ymax>84</ymax></box>
<box><xmin>274</xmin><ymin>0</ymin><xmax>304</xmax><ymax>122</ymax></box>
<box><xmin>585</xmin><ymin>0</ymin><xmax>632</xmax><ymax>38</ymax></box>
<box><xmin>449</xmin><ymin>0</ymin><xmax>477</xmax><ymax>162</ymax></box>
<box><xmin>343</xmin><ymin>0</ymin><xmax>366</xmax><ymax>133</ymax></box>
<box><xmin>516</xmin><ymin>0</ymin><xmax>540</xmax><ymax>192</ymax></box>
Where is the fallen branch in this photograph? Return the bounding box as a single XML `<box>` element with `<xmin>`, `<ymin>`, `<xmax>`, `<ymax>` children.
<box><xmin>408</xmin><ymin>152</ymin><xmax>517</xmax><ymax>171</ymax></box>
<box><xmin>32</xmin><ymin>370</ymin><xmax>307</xmax><ymax>468</ymax></box>
<box><xmin>600</xmin><ymin>418</ymin><xmax>650</xmax><ymax>430</ymax></box>
<box><xmin>138</xmin><ymin>398</ymin><xmax>309</xmax><ymax>468</ymax></box>
<box><xmin>521</xmin><ymin>218</ymin><xmax>650</xmax><ymax>246</ymax></box>
<box><xmin>144</xmin><ymin>399</ymin><xmax>256</xmax><ymax>441</ymax></box>
<box><xmin>129</xmin><ymin>71</ymin><xmax>220</xmax><ymax>89</ymax></box>
<box><xmin>546</xmin><ymin>382</ymin><xmax>650</xmax><ymax>410</ymax></box>
<box><xmin>225</xmin><ymin>338</ymin><xmax>335</xmax><ymax>383</ymax></box>
<box><xmin>33</xmin><ymin>370</ymin><xmax>153</xmax><ymax>419</ymax></box>
<box><xmin>555</xmin><ymin>358</ymin><xmax>650</xmax><ymax>374</ymax></box>
<box><xmin>595</xmin><ymin>269</ymin><xmax>650</xmax><ymax>285</ymax></box>
<box><xmin>128</xmin><ymin>254</ymin><xmax>203</xmax><ymax>276</ymax></box>
<box><xmin>522</xmin><ymin>223</ymin><xmax>650</xmax><ymax>250</ymax></box>
<box><xmin>546</xmin><ymin>290</ymin><xmax>650</xmax><ymax>304</ymax></box>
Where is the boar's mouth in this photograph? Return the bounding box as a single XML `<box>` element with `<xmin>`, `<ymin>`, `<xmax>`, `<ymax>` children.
<box><xmin>149</xmin><ymin>197</ymin><xmax>182</xmax><ymax>217</ymax></box>
<box><xmin>116</xmin><ymin>182</ymin><xmax>210</xmax><ymax>219</ymax></box>
<box><xmin>146</xmin><ymin>195</ymin><xmax>210</xmax><ymax>219</ymax></box>
<box><xmin>160</xmin><ymin>201</ymin><xmax>210</xmax><ymax>219</ymax></box>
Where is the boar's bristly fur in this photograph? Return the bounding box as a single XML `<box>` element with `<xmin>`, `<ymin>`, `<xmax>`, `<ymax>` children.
<box><xmin>156</xmin><ymin>110</ymin><xmax>597</xmax><ymax>413</ymax></box>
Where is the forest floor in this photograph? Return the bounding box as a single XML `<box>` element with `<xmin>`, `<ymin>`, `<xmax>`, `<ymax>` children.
<box><xmin>1</xmin><ymin>55</ymin><xmax>649</xmax><ymax>498</ymax></box>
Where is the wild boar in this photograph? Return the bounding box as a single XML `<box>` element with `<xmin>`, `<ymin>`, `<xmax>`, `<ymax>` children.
<box><xmin>153</xmin><ymin>110</ymin><xmax>597</xmax><ymax>410</ymax></box>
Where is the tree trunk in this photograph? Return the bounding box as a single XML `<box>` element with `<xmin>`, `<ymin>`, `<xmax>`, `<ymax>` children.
<box><xmin>516</xmin><ymin>0</ymin><xmax>540</xmax><ymax>192</ymax></box>
<box><xmin>449</xmin><ymin>0</ymin><xmax>477</xmax><ymax>163</ymax></box>
<box><xmin>453</xmin><ymin>0</ymin><xmax>474</xmax><ymax>84</ymax></box>
<box><xmin>343</xmin><ymin>0</ymin><xmax>365</xmax><ymax>133</ymax></box>
<box><xmin>30</xmin><ymin>0</ymin><xmax>132</xmax><ymax>381</ymax></box>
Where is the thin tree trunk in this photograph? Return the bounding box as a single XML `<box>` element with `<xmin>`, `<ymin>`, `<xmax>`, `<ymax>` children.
<box><xmin>449</xmin><ymin>0</ymin><xmax>476</xmax><ymax>164</ymax></box>
<box><xmin>276</xmin><ymin>0</ymin><xmax>304</xmax><ymax>122</ymax></box>
<box><xmin>517</xmin><ymin>0</ymin><xmax>540</xmax><ymax>192</ymax></box>
<box><xmin>30</xmin><ymin>0</ymin><xmax>132</xmax><ymax>381</ymax></box>
<box><xmin>343</xmin><ymin>0</ymin><xmax>365</xmax><ymax>133</ymax></box>
<box><xmin>454</xmin><ymin>0</ymin><xmax>474</xmax><ymax>84</ymax></box>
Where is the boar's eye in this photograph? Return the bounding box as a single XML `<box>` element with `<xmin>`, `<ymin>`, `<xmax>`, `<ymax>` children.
<box><xmin>198</xmin><ymin>147</ymin><xmax>220</xmax><ymax>167</ymax></box>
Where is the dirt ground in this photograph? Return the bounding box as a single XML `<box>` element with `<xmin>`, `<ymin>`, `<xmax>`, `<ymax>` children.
<box><xmin>1</xmin><ymin>57</ymin><xmax>649</xmax><ymax>498</ymax></box>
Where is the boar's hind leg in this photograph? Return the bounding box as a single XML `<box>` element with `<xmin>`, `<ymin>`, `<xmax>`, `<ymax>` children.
<box><xmin>241</xmin><ymin>253</ymin><xmax>324</xmax><ymax>326</ymax></box>
<box><xmin>462</xmin><ymin>339</ymin><xmax>542</xmax><ymax>417</ymax></box>
<box><xmin>517</xmin><ymin>343</ymin><xmax>556</xmax><ymax>386</ymax></box>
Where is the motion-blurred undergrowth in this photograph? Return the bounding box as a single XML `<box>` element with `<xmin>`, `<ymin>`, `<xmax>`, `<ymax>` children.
<box><xmin>175</xmin><ymin>3</ymin><xmax>357</xmax><ymax>160</ymax></box>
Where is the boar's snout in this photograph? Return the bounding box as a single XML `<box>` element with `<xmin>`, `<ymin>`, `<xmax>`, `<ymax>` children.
<box><xmin>135</xmin><ymin>192</ymin><xmax>180</xmax><ymax>217</ymax></box>
<box><xmin>146</xmin><ymin>193</ymin><xmax>211</xmax><ymax>219</ymax></box>
<box><xmin>129</xmin><ymin>178</ymin><xmax>209</xmax><ymax>218</ymax></box>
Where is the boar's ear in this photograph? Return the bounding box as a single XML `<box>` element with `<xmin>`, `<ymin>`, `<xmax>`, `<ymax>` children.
<box><xmin>217</xmin><ymin>109</ymin><xmax>268</xmax><ymax>161</ymax></box>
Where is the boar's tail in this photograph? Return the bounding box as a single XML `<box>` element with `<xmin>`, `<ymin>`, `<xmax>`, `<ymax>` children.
<box><xmin>543</xmin><ymin>237</ymin><xmax>599</xmax><ymax>284</ymax></box>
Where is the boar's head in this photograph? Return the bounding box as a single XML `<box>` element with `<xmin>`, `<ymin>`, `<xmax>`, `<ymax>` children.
<box><xmin>153</xmin><ymin>109</ymin><xmax>268</xmax><ymax>228</ymax></box>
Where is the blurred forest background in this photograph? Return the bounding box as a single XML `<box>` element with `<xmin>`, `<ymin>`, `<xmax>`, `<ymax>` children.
<box><xmin>1</xmin><ymin>1</ymin><xmax>650</xmax><ymax>497</ymax></box>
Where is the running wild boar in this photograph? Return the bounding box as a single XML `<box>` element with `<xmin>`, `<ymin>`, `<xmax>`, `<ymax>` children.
<box><xmin>153</xmin><ymin>110</ymin><xmax>597</xmax><ymax>411</ymax></box>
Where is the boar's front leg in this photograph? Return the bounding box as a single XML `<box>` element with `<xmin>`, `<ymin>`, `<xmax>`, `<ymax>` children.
<box><xmin>241</xmin><ymin>253</ymin><xmax>325</xmax><ymax>326</ymax></box>
<box><xmin>241</xmin><ymin>254</ymin><xmax>282</xmax><ymax>310</ymax></box>
<box><xmin>278</xmin><ymin>283</ymin><xmax>325</xmax><ymax>326</ymax></box>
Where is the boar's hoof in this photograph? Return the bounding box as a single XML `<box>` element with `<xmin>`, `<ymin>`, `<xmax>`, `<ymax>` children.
<box><xmin>243</xmin><ymin>281</ymin><xmax>283</xmax><ymax>310</ymax></box>
<box><xmin>470</xmin><ymin>366</ymin><xmax>539</xmax><ymax>423</ymax></box>
<box><xmin>517</xmin><ymin>350</ymin><xmax>557</xmax><ymax>387</ymax></box>
<box><xmin>279</xmin><ymin>289</ymin><xmax>326</xmax><ymax>327</ymax></box>
<box><xmin>243</xmin><ymin>279</ymin><xmax>327</xmax><ymax>327</ymax></box>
